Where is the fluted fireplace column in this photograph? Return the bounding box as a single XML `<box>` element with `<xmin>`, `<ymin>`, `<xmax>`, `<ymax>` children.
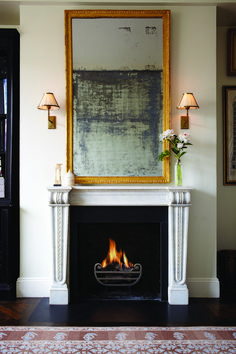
<box><xmin>48</xmin><ymin>186</ymin><xmax>72</xmax><ymax>304</ymax></box>
<box><xmin>168</xmin><ymin>190</ymin><xmax>191</xmax><ymax>304</ymax></box>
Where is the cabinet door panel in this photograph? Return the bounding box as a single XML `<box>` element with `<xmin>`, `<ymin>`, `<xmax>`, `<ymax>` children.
<box><xmin>0</xmin><ymin>30</ymin><xmax>19</xmax><ymax>299</ymax></box>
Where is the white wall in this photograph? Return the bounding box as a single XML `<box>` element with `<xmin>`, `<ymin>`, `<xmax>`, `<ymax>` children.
<box><xmin>17</xmin><ymin>4</ymin><xmax>219</xmax><ymax>298</ymax></box>
<box><xmin>18</xmin><ymin>5</ymin><xmax>67</xmax><ymax>296</ymax></box>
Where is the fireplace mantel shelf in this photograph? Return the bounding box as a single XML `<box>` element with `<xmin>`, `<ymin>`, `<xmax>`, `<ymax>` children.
<box><xmin>66</xmin><ymin>184</ymin><xmax>192</xmax><ymax>207</ymax></box>
<box><xmin>48</xmin><ymin>185</ymin><xmax>192</xmax><ymax>306</ymax></box>
<box><xmin>49</xmin><ymin>184</ymin><xmax>191</xmax><ymax>190</ymax></box>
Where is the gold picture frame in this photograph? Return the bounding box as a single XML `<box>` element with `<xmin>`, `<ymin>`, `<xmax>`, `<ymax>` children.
<box><xmin>65</xmin><ymin>9</ymin><xmax>171</xmax><ymax>184</ymax></box>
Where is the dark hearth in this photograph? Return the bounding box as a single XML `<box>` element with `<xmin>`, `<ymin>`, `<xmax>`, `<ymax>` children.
<box><xmin>69</xmin><ymin>206</ymin><xmax>168</xmax><ymax>302</ymax></box>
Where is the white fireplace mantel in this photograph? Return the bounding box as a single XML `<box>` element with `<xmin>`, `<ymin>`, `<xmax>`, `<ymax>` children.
<box><xmin>48</xmin><ymin>184</ymin><xmax>191</xmax><ymax>305</ymax></box>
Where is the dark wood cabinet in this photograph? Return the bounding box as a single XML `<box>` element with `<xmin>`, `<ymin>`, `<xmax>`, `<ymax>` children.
<box><xmin>0</xmin><ymin>29</ymin><xmax>19</xmax><ymax>299</ymax></box>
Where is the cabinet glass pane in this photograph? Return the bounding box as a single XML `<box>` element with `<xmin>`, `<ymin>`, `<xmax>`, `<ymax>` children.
<box><xmin>0</xmin><ymin>56</ymin><xmax>7</xmax><ymax>115</ymax></box>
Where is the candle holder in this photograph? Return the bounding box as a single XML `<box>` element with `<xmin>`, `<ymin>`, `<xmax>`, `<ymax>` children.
<box><xmin>53</xmin><ymin>163</ymin><xmax>62</xmax><ymax>186</ymax></box>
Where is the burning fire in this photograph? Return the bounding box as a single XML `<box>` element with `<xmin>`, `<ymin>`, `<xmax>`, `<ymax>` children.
<box><xmin>101</xmin><ymin>239</ymin><xmax>133</xmax><ymax>269</ymax></box>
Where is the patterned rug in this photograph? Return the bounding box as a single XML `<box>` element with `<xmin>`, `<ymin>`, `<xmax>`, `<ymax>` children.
<box><xmin>0</xmin><ymin>326</ymin><xmax>235</xmax><ymax>353</ymax></box>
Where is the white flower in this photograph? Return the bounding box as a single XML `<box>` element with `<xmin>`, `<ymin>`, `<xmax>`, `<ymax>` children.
<box><xmin>165</xmin><ymin>129</ymin><xmax>175</xmax><ymax>137</ymax></box>
<box><xmin>178</xmin><ymin>132</ymin><xmax>190</xmax><ymax>143</ymax></box>
<box><xmin>160</xmin><ymin>129</ymin><xmax>175</xmax><ymax>141</ymax></box>
<box><xmin>158</xmin><ymin>129</ymin><xmax>192</xmax><ymax>162</ymax></box>
<box><xmin>177</xmin><ymin>143</ymin><xmax>184</xmax><ymax>149</ymax></box>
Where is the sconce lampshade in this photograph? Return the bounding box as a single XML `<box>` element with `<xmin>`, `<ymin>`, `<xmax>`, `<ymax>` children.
<box><xmin>177</xmin><ymin>93</ymin><xmax>199</xmax><ymax>110</ymax></box>
<box><xmin>177</xmin><ymin>92</ymin><xmax>199</xmax><ymax>129</ymax></box>
<box><xmin>37</xmin><ymin>92</ymin><xmax>60</xmax><ymax>129</ymax></box>
<box><xmin>37</xmin><ymin>92</ymin><xmax>60</xmax><ymax>111</ymax></box>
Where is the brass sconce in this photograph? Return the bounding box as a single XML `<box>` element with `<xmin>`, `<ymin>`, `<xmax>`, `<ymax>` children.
<box><xmin>177</xmin><ymin>93</ymin><xmax>199</xmax><ymax>129</ymax></box>
<box><xmin>37</xmin><ymin>92</ymin><xmax>60</xmax><ymax>129</ymax></box>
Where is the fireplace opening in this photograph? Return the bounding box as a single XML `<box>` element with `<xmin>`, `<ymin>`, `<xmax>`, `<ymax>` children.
<box><xmin>69</xmin><ymin>206</ymin><xmax>168</xmax><ymax>302</ymax></box>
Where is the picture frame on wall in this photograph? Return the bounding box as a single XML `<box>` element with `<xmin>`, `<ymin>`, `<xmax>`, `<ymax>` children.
<box><xmin>227</xmin><ymin>29</ymin><xmax>236</xmax><ymax>76</ymax></box>
<box><xmin>65</xmin><ymin>10</ymin><xmax>171</xmax><ymax>184</ymax></box>
<box><xmin>223</xmin><ymin>86</ymin><xmax>236</xmax><ymax>184</ymax></box>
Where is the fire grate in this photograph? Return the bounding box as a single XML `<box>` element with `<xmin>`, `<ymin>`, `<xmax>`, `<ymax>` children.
<box><xmin>94</xmin><ymin>263</ymin><xmax>142</xmax><ymax>287</ymax></box>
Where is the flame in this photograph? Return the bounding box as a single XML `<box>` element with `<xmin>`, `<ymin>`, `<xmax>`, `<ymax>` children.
<box><xmin>123</xmin><ymin>252</ymin><xmax>130</xmax><ymax>268</ymax></box>
<box><xmin>101</xmin><ymin>239</ymin><xmax>133</xmax><ymax>269</ymax></box>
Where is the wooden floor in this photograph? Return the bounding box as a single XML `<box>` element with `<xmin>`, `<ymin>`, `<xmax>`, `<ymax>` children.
<box><xmin>0</xmin><ymin>297</ymin><xmax>235</xmax><ymax>327</ymax></box>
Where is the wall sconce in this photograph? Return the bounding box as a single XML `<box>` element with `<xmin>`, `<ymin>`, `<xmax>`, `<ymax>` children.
<box><xmin>37</xmin><ymin>92</ymin><xmax>60</xmax><ymax>129</ymax></box>
<box><xmin>177</xmin><ymin>92</ymin><xmax>199</xmax><ymax>129</ymax></box>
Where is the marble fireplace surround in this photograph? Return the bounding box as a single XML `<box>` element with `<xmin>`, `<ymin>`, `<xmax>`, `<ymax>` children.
<box><xmin>48</xmin><ymin>185</ymin><xmax>191</xmax><ymax>305</ymax></box>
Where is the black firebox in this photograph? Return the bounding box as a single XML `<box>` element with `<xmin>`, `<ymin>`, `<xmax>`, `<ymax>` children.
<box><xmin>69</xmin><ymin>206</ymin><xmax>168</xmax><ymax>302</ymax></box>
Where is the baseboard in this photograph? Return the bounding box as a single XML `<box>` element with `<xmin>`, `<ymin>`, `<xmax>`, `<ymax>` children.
<box><xmin>16</xmin><ymin>277</ymin><xmax>50</xmax><ymax>298</ymax></box>
<box><xmin>187</xmin><ymin>277</ymin><xmax>220</xmax><ymax>298</ymax></box>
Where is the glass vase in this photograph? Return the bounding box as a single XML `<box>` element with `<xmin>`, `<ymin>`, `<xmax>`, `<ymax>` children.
<box><xmin>175</xmin><ymin>161</ymin><xmax>183</xmax><ymax>186</ymax></box>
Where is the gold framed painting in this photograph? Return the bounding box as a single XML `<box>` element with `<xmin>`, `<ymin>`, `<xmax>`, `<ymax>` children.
<box><xmin>65</xmin><ymin>9</ymin><xmax>171</xmax><ymax>184</ymax></box>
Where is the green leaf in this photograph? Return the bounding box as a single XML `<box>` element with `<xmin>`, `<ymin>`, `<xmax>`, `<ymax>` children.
<box><xmin>171</xmin><ymin>148</ymin><xmax>179</xmax><ymax>155</ymax></box>
<box><xmin>179</xmin><ymin>151</ymin><xmax>187</xmax><ymax>158</ymax></box>
<box><xmin>167</xmin><ymin>138</ymin><xmax>173</xmax><ymax>144</ymax></box>
<box><xmin>158</xmin><ymin>150</ymin><xmax>170</xmax><ymax>161</ymax></box>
